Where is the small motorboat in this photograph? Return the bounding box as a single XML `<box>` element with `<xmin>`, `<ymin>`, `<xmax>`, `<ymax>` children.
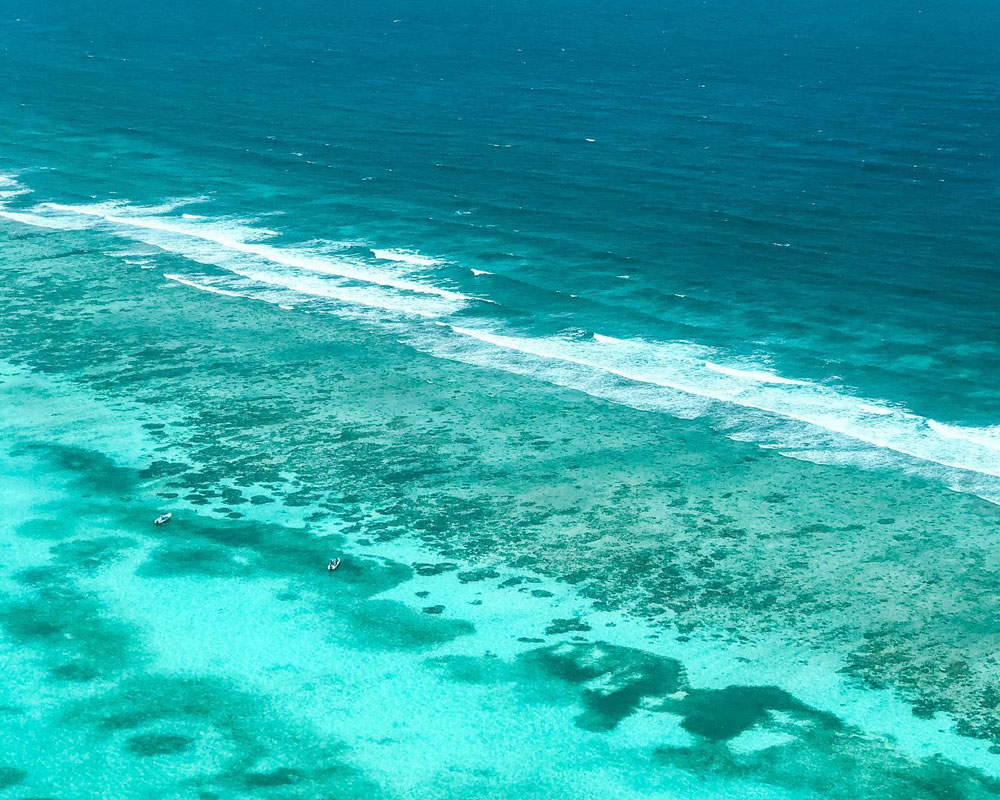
<box><xmin>327</xmin><ymin>558</ymin><xmax>342</xmax><ymax>572</ymax></box>
<box><xmin>154</xmin><ymin>512</ymin><xmax>172</xmax><ymax>526</ymax></box>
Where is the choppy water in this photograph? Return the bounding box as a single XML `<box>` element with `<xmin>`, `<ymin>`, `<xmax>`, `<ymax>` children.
<box><xmin>2</xmin><ymin>1</ymin><xmax>1000</xmax><ymax>797</ymax></box>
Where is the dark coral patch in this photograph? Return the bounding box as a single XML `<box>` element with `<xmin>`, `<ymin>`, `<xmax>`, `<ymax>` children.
<box><xmin>521</xmin><ymin>642</ymin><xmax>683</xmax><ymax>731</ymax></box>
<box><xmin>19</xmin><ymin>443</ymin><xmax>138</xmax><ymax>497</ymax></box>
<box><xmin>51</xmin><ymin>536</ymin><xmax>137</xmax><ymax>570</ymax></box>
<box><xmin>50</xmin><ymin>661</ymin><xmax>101</xmax><ymax>682</ymax></box>
<box><xmin>0</xmin><ymin>766</ymin><xmax>27</xmax><ymax>790</ymax></box>
<box><xmin>14</xmin><ymin>518</ymin><xmax>71</xmax><ymax>540</ymax></box>
<box><xmin>457</xmin><ymin>568</ymin><xmax>499</xmax><ymax>583</ymax></box>
<box><xmin>670</xmin><ymin>685</ymin><xmax>840</xmax><ymax>742</ymax></box>
<box><xmin>544</xmin><ymin>618</ymin><xmax>592</xmax><ymax>635</ymax></box>
<box><xmin>244</xmin><ymin>768</ymin><xmax>303</xmax><ymax>788</ymax></box>
<box><xmin>412</xmin><ymin>562</ymin><xmax>459</xmax><ymax>576</ymax></box>
<box><xmin>136</xmin><ymin>544</ymin><xmax>246</xmax><ymax>578</ymax></box>
<box><xmin>126</xmin><ymin>733</ymin><xmax>194</xmax><ymax>756</ymax></box>
<box><xmin>0</xmin><ymin>582</ymin><xmax>135</xmax><ymax>678</ymax></box>
<box><xmin>344</xmin><ymin>599</ymin><xmax>474</xmax><ymax>650</ymax></box>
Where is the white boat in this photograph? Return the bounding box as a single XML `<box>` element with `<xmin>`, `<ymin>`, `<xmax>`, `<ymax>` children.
<box><xmin>327</xmin><ymin>558</ymin><xmax>341</xmax><ymax>572</ymax></box>
<box><xmin>154</xmin><ymin>512</ymin><xmax>172</xmax><ymax>525</ymax></box>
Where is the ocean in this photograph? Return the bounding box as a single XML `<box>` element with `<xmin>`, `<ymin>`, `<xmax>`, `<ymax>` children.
<box><xmin>2</xmin><ymin>1</ymin><xmax>1000</xmax><ymax>797</ymax></box>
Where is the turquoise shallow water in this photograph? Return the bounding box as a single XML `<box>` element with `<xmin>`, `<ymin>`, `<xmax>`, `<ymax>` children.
<box><xmin>2</xmin><ymin>1</ymin><xmax>1000</xmax><ymax>797</ymax></box>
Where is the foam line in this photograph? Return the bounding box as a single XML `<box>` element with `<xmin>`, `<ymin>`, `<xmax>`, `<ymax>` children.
<box><xmin>928</xmin><ymin>420</ymin><xmax>1000</xmax><ymax>453</ymax></box>
<box><xmin>437</xmin><ymin>326</ymin><xmax>1000</xmax><ymax>491</ymax></box>
<box><xmin>705</xmin><ymin>361</ymin><xmax>810</xmax><ymax>386</ymax></box>
<box><xmin>0</xmin><ymin>209</ymin><xmax>88</xmax><ymax>229</ymax></box>
<box><xmin>44</xmin><ymin>203</ymin><xmax>468</xmax><ymax>303</ymax></box>
<box><xmin>371</xmin><ymin>248</ymin><xmax>443</xmax><ymax>267</ymax></box>
<box><xmin>163</xmin><ymin>273</ymin><xmax>247</xmax><ymax>298</ymax></box>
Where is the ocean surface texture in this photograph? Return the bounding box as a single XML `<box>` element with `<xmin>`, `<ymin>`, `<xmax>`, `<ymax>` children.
<box><xmin>2</xmin><ymin>1</ymin><xmax>1000</xmax><ymax>797</ymax></box>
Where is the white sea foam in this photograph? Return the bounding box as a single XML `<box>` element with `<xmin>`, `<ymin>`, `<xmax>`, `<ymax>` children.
<box><xmin>164</xmin><ymin>273</ymin><xmax>247</xmax><ymax>299</ymax></box>
<box><xmin>52</xmin><ymin>197</ymin><xmax>206</xmax><ymax>217</ymax></box>
<box><xmin>928</xmin><ymin>420</ymin><xmax>1000</xmax><ymax>453</ymax></box>
<box><xmin>858</xmin><ymin>403</ymin><xmax>895</xmax><ymax>416</ymax></box>
<box><xmin>0</xmin><ymin>174</ymin><xmax>30</xmax><ymax>202</ymax></box>
<box><xmin>232</xmin><ymin>268</ymin><xmax>452</xmax><ymax>318</ymax></box>
<box><xmin>705</xmin><ymin>361</ymin><xmax>810</xmax><ymax>386</ymax></box>
<box><xmin>104</xmin><ymin>248</ymin><xmax>156</xmax><ymax>258</ymax></box>
<box><xmin>164</xmin><ymin>267</ymin><xmax>450</xmax><ymax>320</ymax></box>
<box><xmin>0</xmin><ymin>208</ymin><xmax>90</xmax><ymax>229</ymax></box>
<box><xmin>2</xmin><ymin>197</ymin><xmax>477</xmax><ymax>319</ymax></box>
<box><xmin>417</xmin><ymin>325</ymin><xmax>1000</xmax><ymax>502</ymax></box>
<box><xmin>371</xmin><ymin>248</ymin><xmax>443</xmax><ymax>267</ymax></box>
<box><xmin>40</xmin><ymin>201</ymin><xmax>470</xmax><ymax>303</ymax></box>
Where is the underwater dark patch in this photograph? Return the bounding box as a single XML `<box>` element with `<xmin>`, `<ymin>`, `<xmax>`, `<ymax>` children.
<box><xmin>18</xmin><ymin>442</ymin><xmax>138</xmax><ymax>497</ymax></box>
<box><xmin>50</xmin><ymin>661</ymin><xmax>101</xmax><ymax>682</ymax></box>
<box><xmin>343</xmin><ymin>599</ymin><xmax>474</xmax><ymax>650</ymax></box>
<box><xmin>544</xmin><ymin>618</ymin><xmax>592</xmax><ymax>635</ymax></box>
<box><xmin>520</xmin><ymin>642</ymin><xmax>684</xmax><ymax>731</ymax></box>
<box><xmin>51</xmin><ymin>536</ymin><xmax>138</xmax><ymax>570</ymax></box>
<box><xmin>0</xmin><ymin>766</ymin><xmax>27</xmax><ymax>790</ymax></box>
<box><xmin>136</xmin><ymin>544</ymin><xmax>246</xmax><ymax>578</ymax></box>
<box><xmin>125</xmin><ymin>733</ymin><xmax>194</xmax><ymax>756</ymax></box>
<box><xmin>244</xmin><ymin>768</ymin><xmax>303</xmax><ymax>788</ymax></box>
<box><xmin>671</xmin><ymin>685</ymin><xmax>837</xmax><ymax>742</ymax></box>
<box><xmin>429</xmin><ymin>654</ymin><xmax>511</xmax><ymax>685</ymax></box>
<box><xmin>14</xmin><ymin>518</ymin><xmax>74</xmax><ymax>540</ymax></box>
<box><xmin>412</xmin><ymin>562</ymin><xmax>459</xmax><ymax>576</ymax></box>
